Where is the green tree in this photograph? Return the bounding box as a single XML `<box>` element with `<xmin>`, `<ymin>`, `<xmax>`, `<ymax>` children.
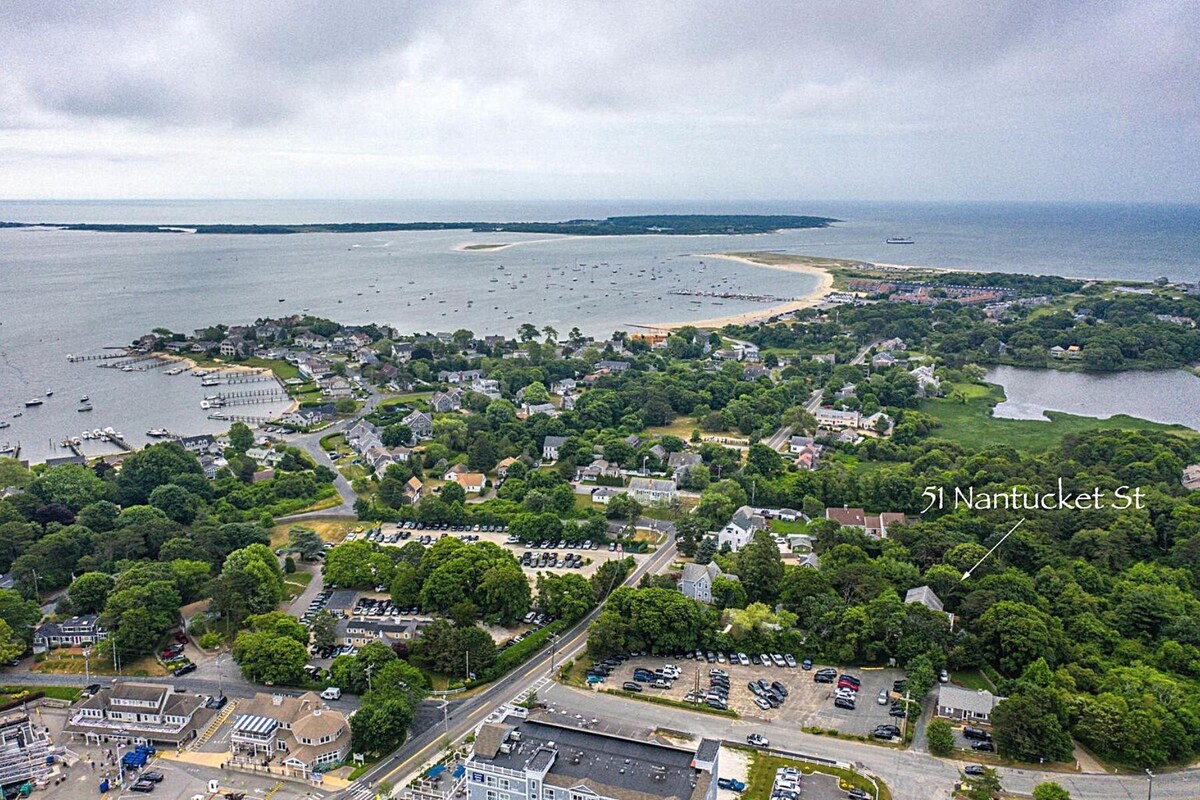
<box><xmin>116</xmin><ymin>443</ymin><xmax>203</xmax><ymax>505</ymax></box>
<box><xmin>66</xmin><ymin>572</ymin><xmax>114</xmax><ymax>615</ymax></box>
<box><xmin>29</xmin><ymin>465</ymin><xmax>107</xmax><ymax>511</ymax></box>
<box><xmin>228</xmin><ymin>422</ymin><xmax>254</xmax><ymax>453</ymax></box>
<box><xmin>962</xmin><ymin>768</ymin><xmax>1002</xmax><ymax>800</ymax></box>
<box><xmin>536</xmin><ymin>573</ymin><xmax>595</xmax><ymax>622</ymax></box>
<box><xmin>232</xmin><ymin>629</ymin><xmax>309</xmax><ymax>684</ymax></box>
<box><xmin>286</xmin><ymin>527</ymin><xmax>326</xmax><ymax>561</ymax></box>
<box><xmin>311</xmin><ymin>611</ymin><xmax>338</xmax><ymax>651</ymax></box>
<box><xmin>604</xmin><ymin>493</ymin><xmax>642</xmax><ymax>522</ymax></box>
<box><xmin>149</xmin><ymin>484</ymin><xmax>200</xmax><ymax>524</ymax></box>
<box><xmin>738</xmin><ymin>531</ymin><xmax>784</xmax><ymax>604</ymax></box>
<box><xmin>711</xmin><ymin>575</ymin><xmax>747</xmax><ymax>609</ymax></box>
<box><xmin>926</xmin><ymin>718</ymin><xmax>955</xmax><ymax>756</ymax></box>
<box><xmin>1032</xmin><ymin>783</ymin><xmax>1072</xmax><ymax>800</ymax></box>
<box><xmin>0</xmin><ymin>619</ymin><xmax>26</xmax><ymax>663</ymax></box>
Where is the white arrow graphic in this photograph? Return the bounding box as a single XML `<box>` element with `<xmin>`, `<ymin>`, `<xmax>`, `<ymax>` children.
<box><xmin>961</xmin><ymin>518</ymin><xmax>1025</xmax><ymax>581</ymax></box>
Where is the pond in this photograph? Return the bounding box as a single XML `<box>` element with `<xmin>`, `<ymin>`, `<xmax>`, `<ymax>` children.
<box><xmin>984</xmin><ymin>366</ymin><xmax>1200</xmax><ymax>431</ymax></box>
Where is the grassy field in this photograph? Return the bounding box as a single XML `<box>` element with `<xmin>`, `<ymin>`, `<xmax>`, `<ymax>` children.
<box><xmin>643</xmin><ymin>417</ymin><xmax>699</xmax><ymax>440</ymax></box>
<box><xmin>745</xmin><ymin>751</ymin><xmax>891</xmax><ymax>800</ymax></box>
<box><xmin>270</xmin><ymin>518</ymin><xmax>362</xmax><ymax>547</ymax></box>
<box><xmin>33</xmin><ymin>651</ymin><xmax>166</xmax><ymax>677</ymax></box>
<box><xmin>920</xmin><ymin>381</ymin><xmax>1196</xmax><ymax>451</ymax></box>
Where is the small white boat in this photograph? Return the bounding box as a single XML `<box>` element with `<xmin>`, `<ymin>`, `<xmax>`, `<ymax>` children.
<box><xmin>146</xmin><ymin>428</ymin><xmax>170</xmax><ymax>437</ymax></box>
<box><xmin>46</xmin><ymin>390</ymin><xmax>54</xmax><ymax>397</ymax></box>
<box><xmin>92</xmin><ymin>429</ymin><xmax>102</xmax><ymax>438</ymax></box>
<box><xmin>0</xmin><ymin>421</ymin><xmax>9</xmax><ymax>429</ymax></box>
<box><xmin>24</xmin><ymin>398</ymin><xmax>43</xmax><ymax>407</ymax></box>
<box><xmin>80</xmin><ymin>395</ymin><xmax>89</xmax><ymax>402</ymax></box>
<box><xmin>78</xmin><ymin>405</ymin><xmax>93</xmax><ymax>413</ymax></box>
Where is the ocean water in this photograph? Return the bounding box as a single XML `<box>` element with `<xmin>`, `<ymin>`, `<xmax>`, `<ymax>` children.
<box><xmin>985</xmin><ymin>366</ymin><xmax>1200</xmax><ymax>430</ymax></box>
<box><xmin>1</xmin><ymin>199</ymin><xmax>1197</xmax><ymax>462</ymax></box>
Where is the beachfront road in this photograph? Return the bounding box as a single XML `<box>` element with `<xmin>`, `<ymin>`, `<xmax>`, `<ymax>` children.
<box><xmin>337</xmin><ymin>534</ymin><xmax>680</xmax><ymax>797</ymax></box>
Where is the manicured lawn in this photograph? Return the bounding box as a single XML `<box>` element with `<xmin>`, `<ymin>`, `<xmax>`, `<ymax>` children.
<box><xmin>920</xmin><ymin>382</ymin><xmax>1196</xmax><ymax>451</ymax></box>
<box><xmin>745</xmin><ymin>751</ymin><xmax>891</xmax><ymax>800</ymax></box>
<box><xmin>766</xmin><ymin>519</ymin><xmax>810</xmax><ymax>534</ymax></box>
<box><xmin>1</xmin><ymin>685</ymin><xmax>82</xmax><ymax>703</ymax></box>
<box><xmin>237</xmin><ymin>357</ymin><xmax>301</xmax><ymax>381</ymax></box>
<box><xmin>950</xmin><ymin>670</ymin><xmax>995</xmax><ymax>692</ymax></box>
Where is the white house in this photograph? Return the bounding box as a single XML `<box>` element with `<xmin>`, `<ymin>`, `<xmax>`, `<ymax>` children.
<box><xmin>718</xmin><ymin>506</ymin><xmax>766</xmax><ymax>552</ymax></box>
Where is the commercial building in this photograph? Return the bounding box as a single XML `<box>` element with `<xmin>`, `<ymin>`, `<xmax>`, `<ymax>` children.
<box><xmin>230</xmin><ymin>692</ymin><xmax>351</xmax><ymax>778</ymax></box>
<box><xmin>467</xmin><ymin>713</ymin><xmax>717</xmax><ymax>800</ymax></box>
<box><xmin>64</xmin><ymin>682</ymin><xmax>210</xmax><ymax>746</ymax></box>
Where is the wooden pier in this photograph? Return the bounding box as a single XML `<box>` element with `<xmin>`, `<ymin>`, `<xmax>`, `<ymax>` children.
<box><xmin>100</xmin><ymin>354</ymin><xmax>159</xmax><ymax>370</ymax></box>
<box><xmin>67</xmin><ymin>349</ymin><xmax>130</xmax><ymax>363</ymax></box>
<box><xmin>216</xmin><ymin>388</ymin><xmax>287</xmax><ymax>400</ymax></box>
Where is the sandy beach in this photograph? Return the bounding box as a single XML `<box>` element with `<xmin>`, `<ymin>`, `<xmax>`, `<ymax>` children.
<box><xmin>645</xmin><ymin>252</ymin><xmax>837</xmax><ymax>330</ymax></box>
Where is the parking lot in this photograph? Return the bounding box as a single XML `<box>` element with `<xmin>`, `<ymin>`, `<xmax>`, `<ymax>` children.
<box><xmin>599</xmin><ymin>653</ymin><xmax>909</xmax><ymax>740</ymax></box>
<box><xmin>347</xmin><ymin>522</ymin><xmax>645</xmax><ymax>580</ymax></box>
<box><xmin>36</xmin><ymin>705</ymin><xmax>325</xmax><ymax>800</ymax></box>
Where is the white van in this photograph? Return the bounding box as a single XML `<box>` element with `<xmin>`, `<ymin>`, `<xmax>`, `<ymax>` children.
<box><xmin>320</xmin><ymin>687</ymin><xmax>342</xmax><ymax>700</ymax></box>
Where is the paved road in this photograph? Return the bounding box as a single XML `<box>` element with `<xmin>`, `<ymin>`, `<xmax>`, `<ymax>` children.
<box><xmin>763</xmin><ymin>424</ymin><xmax>793</xmax><ymax>452</ymax></box>
<box><xmin>850</xmin><ymin>340</ymin><xmax>878</xmax><ymax>366</ymax></box>
<box><xmin>278</xmin><ymin>388</ymin><xmax>384</xmax><ymax>521</ymax></box>
<box><xmin>0</xmin><ymin>668</ymin><xmax>359</xmax><ymax>716</ymax></box>
<box><xmin>338</xmin><ymin>534</ymin><xmax>680</xmax><ymax>797</ymax></box>
<box><xmin>537</xmin><ymin>683</ymin><xmax>1200</xmax><ymax>800</ymax></box>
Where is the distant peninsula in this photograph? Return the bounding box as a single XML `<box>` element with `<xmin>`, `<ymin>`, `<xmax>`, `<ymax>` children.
<box><xmin>0</xmin><ymin>213</ymin><xmax>837</xmax><ymax>236</ymax></box>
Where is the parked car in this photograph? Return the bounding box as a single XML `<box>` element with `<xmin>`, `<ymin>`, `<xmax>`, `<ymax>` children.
<box><xmin>801</xmin><ymin>657</ymin><xmax>813</xmax><ymax>670</ymax></box>
<box><xmin>939</xmin><ymin>668</ymin><xmax>950</xmax><ymax>683</ymax></box>
<box><xmin>783</xmin><ymin>654</ymin><xmax>797</xmax><ymax>668</ymax></box>
<box><xmin>963</xmin><ymin>727</ymin><xmax>992</xmax><ymax>741</ymax></box>
<box><xmin>172</xmin><ymin>662</ymin><xmax>196</xmax><ymax>677</ymax></box>
<box><xmin>130</xmin><ymin>782</ymin><xmax>155</xmax><ymax>793</ymax></box>
<box><xmin>878</xmin><ymin>688</ymin><xmax>889</xmax><ymax>705</ymax></box>
<box><xmin>140</xmin><ymin>772</ymin><xmax>164</xmax><ymax>783</ymax></box>
<box><xmin>964</xmin><ymin>765</ymin><xmax>985</xmax><ymax>776</ymax></box>
<box><xmin>872</xmin><ymin>725</ymin><xmax>900</xmax><ymax>739</ymax></box>
<box><xmin>972</xmin><ymin>741</ymin><xmax>996</xmax><ymax>752</ymax></box>
<box><xmin>834</xmin><ymin>697</ymin><xmax>856</xmax><ymax>710</ymax></box>
<box><xmin>746</xmin><ymin>733</ymin><xmax>769</xmax><ymax>747</ymax></box>
<box><xmin>622</xmin><ymin>682</ymin><xmax>643</xmax><ymax>692</ymax></box>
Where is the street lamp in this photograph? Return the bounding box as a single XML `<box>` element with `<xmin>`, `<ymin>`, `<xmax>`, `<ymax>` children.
<box><xmin>1146</xmin><ymin>768</ymin><xmax>1154</xmax><ymax>800</ymax></box>
<box><xmin>216</xmin><ymin>651</ymin><xmax>231</xmax><ymax>700</ymax></box>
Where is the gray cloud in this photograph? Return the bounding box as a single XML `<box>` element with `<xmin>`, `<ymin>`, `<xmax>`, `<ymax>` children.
<box><xmin>0</xmin><ymin>0</ymin><xmax>1195</xmax><ymax>200</ymax></box>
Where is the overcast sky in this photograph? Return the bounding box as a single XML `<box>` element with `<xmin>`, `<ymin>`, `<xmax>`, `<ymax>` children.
<box><xmin>1</xmin><ymin>1</ymin><xmax>1197</xmax><ymax>202</ymax></box>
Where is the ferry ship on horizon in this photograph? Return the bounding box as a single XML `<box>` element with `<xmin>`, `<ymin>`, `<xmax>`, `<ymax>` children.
<box><xmin>886</xmin><ymin>236</ymin><xmax>915</xmax><ymax>244</ymax></box>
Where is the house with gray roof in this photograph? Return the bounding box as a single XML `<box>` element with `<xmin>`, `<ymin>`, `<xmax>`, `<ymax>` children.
<box><xmin>628</xmin><ymin>476</ymin><xmax>677</xmax><ymax>504</ymax></box>
<box><xmin>904</xmin><ymin>585</ymin><xmax>944</xmax><ymax>612</ymax></box>
<box><xmin>542</xmin><ymin>435</ymin><xmax>567</xmax><ymax>461</ymax></box>
<box><xmin>678</xmin><ymin>562</ymin><xmax>734</xmax><ymax>604</ymax></box>
<box><xmin>401</xmin><ymin>409</ymin><xmax>433</xmax><ymax>440</ymax></box>
<box><xmin>65</xmin><ymin>682</ymin><xmax>211</xmax><ymax>746</ymax></box>
<box><xmin>936</xmin><ymin>686</ymin><xmax>1001</xmax><ymax>723</ymax></box>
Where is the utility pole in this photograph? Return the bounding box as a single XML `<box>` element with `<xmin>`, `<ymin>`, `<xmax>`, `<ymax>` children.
<box><xmin>1146</xmin><ymin>769</ymin><xmax>1154</xmax><ymax>800</ymax></box>
<box><xmin>29</xmin><ymin>569</ymin><xmax>40</xmax><ymax>603</ymax></box>
<box><xmin>364</xmin><ymin>663</ymin><xmax>375</xmax><ymax>693</ymax></box>
<box><xmin>216</xmin><ymin>651</ymin><xmax>229</xmax><ymax>699</ymax></box>
<box><xmin>82</xmin><ymin>647</ymin><xmax>91</xmax><ymax>687</ymax></box>
<box><xmin>465</xmin><ymin>649</ymin><xmax>470</xmax><ymax>682</ymax></box>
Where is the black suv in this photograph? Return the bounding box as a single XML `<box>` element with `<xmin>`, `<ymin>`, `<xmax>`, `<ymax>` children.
<box><xmin>814</xmin><ymin>668</ymin><xmax>837</xmax><ymax>683</ymax></box>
